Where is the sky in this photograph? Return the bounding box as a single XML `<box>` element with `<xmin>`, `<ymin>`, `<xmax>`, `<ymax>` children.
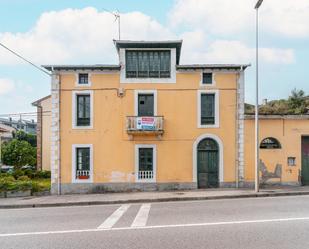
<box><xmin>0</xmin><ymin>0</ymin><xmax>308</xmax><ymax>119</ymax></box>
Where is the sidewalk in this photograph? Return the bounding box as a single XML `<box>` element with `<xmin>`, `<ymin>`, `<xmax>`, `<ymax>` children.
<box><xmin>1</xmin><ymin>186</ymin><xmax>309</xmax><ymax>209</ymax></box>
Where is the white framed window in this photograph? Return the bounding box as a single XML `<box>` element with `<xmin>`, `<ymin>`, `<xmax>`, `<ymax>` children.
<box><xmin>72</xmin><ymin>144</ymin><xmax>93</xmax><ymax>183</ymax></box>
<box><xmin>197</xmin><ymin>90</ymin><xmax>219</xmax><ymax>128</ymax></box>
<box><xmin>75</xmin><ymin>72</ymin><xmax>92</xmax><ymax>87</ymax></box>
<box><xmin>200</xmin><ymin>71</ymin><xmax>215</xmax><ymax>87</ymax></box>
<box><xmin>72</xmin><ymin>90</ymin><xmax>93</xmax><ymax>129</ymax></box>
<box><xmin>134</xmin><ymin>90</ymin><xmax>157</xmax><ymax>116</ymax></box>
<box><xmin>135</xmin><ymin>144</ymin><xmax>157</xmax><ymax>183</ymax></box>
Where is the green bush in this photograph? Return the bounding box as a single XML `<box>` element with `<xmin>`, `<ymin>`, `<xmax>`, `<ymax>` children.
<box><xmin>37</xmin><ymin>171</ymin><xmax>51</xmax><ymax>179</ymax></box>
<box><xmin>0</xmin><ymin>176</ymin><xmax>16</xmax><ymax>192</ymax></box>
<box><xmin>23</xmin><ymin>169</ymin><xmax>36</xmax><ymax>179</ymax></box>
<box><xmin>17</xmin><ymin>175</ymin><xmax>30</xmax><ymax>181</ymax></box>
<box><xmin>0</xmin><ymin>173</ymin><xmax>50</xmax><ymax>194</ymax></box>
<box><xmin>8</xmin><ymin>181</ymin><xmax>32</xmax><ymax>192</ymax></box>
<box><xmin>12</xmin><ymin>169</ymin><xmax>25</xmax><ymax>179</ymax></box>
<box><xmin>31</xmin><ymin>182</ymin><xmax>40</xmax><ymax>193</ymax></box>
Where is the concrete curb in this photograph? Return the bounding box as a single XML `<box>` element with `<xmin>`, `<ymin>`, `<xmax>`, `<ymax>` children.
<box><xmin>1</xmin><ymin>191</ymin><xmax>309</xmax><ymax>209</ymax></box>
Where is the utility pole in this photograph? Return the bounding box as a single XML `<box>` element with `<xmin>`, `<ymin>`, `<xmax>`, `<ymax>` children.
<box><xmin>254</xmin><ymin>0</ymin><xmax>264</xmax><ymax>193</ymax></box>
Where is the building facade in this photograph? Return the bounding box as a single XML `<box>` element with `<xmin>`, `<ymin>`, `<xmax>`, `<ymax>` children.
<box><xmin>44</xmin><ymin>40</ymin><xmax>248</xmax><ymax>194</ymax></box>
<box><xmin>244</xmin><ymin>115</ymin><xmax>309</xmax><ymax>186</ymax></box>
<box><xmin>32</xmin><ymin>95</ymin><xmax>52</xmax><ymax>171</ymax></box>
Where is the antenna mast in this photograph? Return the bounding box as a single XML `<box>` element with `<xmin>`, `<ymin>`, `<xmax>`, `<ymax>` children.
<box><xmin>115</xmin><ymin>11</ymin><xmax>120</xmax><ymax>40</ymax></box>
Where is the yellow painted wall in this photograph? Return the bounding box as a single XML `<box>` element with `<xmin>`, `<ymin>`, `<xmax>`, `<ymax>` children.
<box><xmin>59</xmin><ymin>71</ymin><xmax>239</xmax><ymax>184</ymax></box>
<box><xmin>244</xmin><ymin>118</ymin><xmax>309</xmax><ymax>184</ymax></box>
<box><xmin>41</xmin><ymin>97</ymin><xmax>51</xmax><ymax>171</ymax></box>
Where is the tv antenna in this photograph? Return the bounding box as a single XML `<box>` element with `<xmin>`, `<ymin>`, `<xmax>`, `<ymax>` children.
<box><xmin>102</xmin><ymin>8</ymin><xmax>121</xmax><ymax>40</ymax></box>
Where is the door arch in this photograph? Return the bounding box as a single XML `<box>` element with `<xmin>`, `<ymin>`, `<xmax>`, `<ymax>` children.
<box><xmin>193</xmin><ymin>134</ymin><xmax>224</xmax><ymax>187</ymax></box>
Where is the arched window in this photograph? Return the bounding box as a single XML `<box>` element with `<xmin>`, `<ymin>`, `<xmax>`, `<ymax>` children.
<box><xmin>198</xmin><ymin>138</ymin><xmax>218</xmax><ymax>151</ymax></box>
<box><xmin>260</xmin><ymin>137</ymin><xmax>281</xmax><ymax>149</ymax></box>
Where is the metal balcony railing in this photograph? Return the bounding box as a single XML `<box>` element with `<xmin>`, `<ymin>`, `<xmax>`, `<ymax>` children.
<box><xmin>126</xmin><ymin>116</ymin><xmax>164</xmax><ymax>134</ymax></box>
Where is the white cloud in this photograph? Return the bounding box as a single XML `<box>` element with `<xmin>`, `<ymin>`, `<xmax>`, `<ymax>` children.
<box><xmin>0</xmin><ymin>7</ymin><xmax>174</xmax><ymax>65</ymax></box>
<box><xmin>0</xmin><ymin>6</ymin><xmax>295</xmax><ymax>68</ymax></box>
<box><xmin>0</xmin><ymin>78</ymin><xmax>15</xmax><ymax>95</ymax></box>
<box><xmin>170</xmin><ymin>0</ymin><xmax>309</xmax><ymax>38</ymax></box>
<box><xmin>180</xmin><ymin>37</ymin><xmax>294</xmax><ymax>65</ymax></box>
<box><xmin>262</xmin><ymin>0</ymin><xmax>309</xmax><ymax>38</ymax></box>
<box><xmin>170</xmin><ymin>0</ymin><xmax>253</xmax><ymax>35</ymax></box>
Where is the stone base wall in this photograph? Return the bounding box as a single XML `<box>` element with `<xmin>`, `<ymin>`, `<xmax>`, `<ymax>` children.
<box><xmin>242</xmin><ymin>181</ymin><xmax>301</xmax><ymax>188</ymax></box>
<box><xmin>52</xmin><ymin>182</ymin><xmax>197</xmax><ymax>195</ymax></box>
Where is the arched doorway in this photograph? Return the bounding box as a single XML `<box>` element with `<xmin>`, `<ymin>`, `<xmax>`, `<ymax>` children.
<box><xmin>197</xmin><ymin>138</ymin><xmax>219</xmax><ymax>188</ymax></box>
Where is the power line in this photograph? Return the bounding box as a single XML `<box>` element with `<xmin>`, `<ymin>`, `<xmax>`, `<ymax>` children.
<box><xmin>0</xmin><ymin>111</ymin><xmax>51</xmax><ymax>117</ymax></box>
<box><xmin>0</xmin><ymin>42</ymin><xmax>51</xmax><ymax>76</ymax></box>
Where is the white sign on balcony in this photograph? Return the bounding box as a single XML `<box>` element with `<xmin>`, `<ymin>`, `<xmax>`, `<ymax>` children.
<box><xmin>136</xmin><ymin>117</ymin><xmax>156</xmax><ymax>130</ymax></box>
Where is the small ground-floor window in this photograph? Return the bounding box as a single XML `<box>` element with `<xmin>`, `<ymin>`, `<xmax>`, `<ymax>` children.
<box><xmin>72</xmin><ymin>144</ymin><xmax>93</xmax><ymax>183</ymax></box>
<box><xmin>135</xmin><ymin>145</ymin><xmax>156</xmax><ymax>182</ymax></box>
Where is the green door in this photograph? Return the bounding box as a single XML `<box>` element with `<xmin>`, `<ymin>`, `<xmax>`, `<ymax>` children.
<box><xmin>301</xmin><ymin>136</ymin><xmax>309</xmax><ymax>185</ymax></box>
<box><xmin>197</xmin><ymin>138</ymin><xmax>219</xmax><ymax>188</ymax></box>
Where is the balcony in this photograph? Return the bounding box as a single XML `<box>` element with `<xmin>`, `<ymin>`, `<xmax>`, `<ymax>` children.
<box><xmin>126</xmin><ymin>116</ymin><xmax>164</xmax><ymax>136</ymax></box>
<box><xmin>76</xmin><ymin>170</ymin><xmax>90</xmax><ymax>180</ymax></box>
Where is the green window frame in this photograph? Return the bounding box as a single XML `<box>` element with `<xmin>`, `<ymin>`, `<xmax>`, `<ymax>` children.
<box><xmin>201</xmin><ymin>93</ymin><xmax>215</xmax><ymax>125</ymax></box>
<box><xmin>139</xmin><ymin>148</ymin><xmax>153</xmax><ymax>171</ymax></box>
<box><xmin>126</xmin><ymin>50</ymin><xmax>171</xmax><ymax>78</ymax></box>
<box><xmin>202</xmin><ymin>73</ymin><xmax>213</xmax><ymax>84</ymax></box>
<box><xmin>138</xmin><ymin>94</ymin><xmax>154</xmax><ymax>116</ymax></box>
<box><xmin>76</xmin><ymin>94</ymin><xmax>90</xmax><ymax>126</ymax></box>
<box><xmin>76</xmin><ymin>147</ymin><xmax>90</xmax><ymax>176</ymax></box>
<box><xmin>78</xmin><ymin>73</ymin><xmax>89</xmax><ymax>84</ymax></box>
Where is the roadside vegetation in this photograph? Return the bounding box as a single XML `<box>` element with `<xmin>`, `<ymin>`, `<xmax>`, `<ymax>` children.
<box><xmin>0</xmin><ymin>130</ymin><xmax>51</xmax><ymax>197</ymax></box>
<box><xmin>0</xmin><ymin>170</ymin><xmax>51</xmax><ymax>197</ymax></box>
<box><xmin>245</xmin><ymin>89</ymin><xmax>309</xmax><ymax>115</ymax></box>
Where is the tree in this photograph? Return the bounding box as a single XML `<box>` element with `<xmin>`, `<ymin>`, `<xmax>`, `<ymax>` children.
<box><xmin>1</xmin><ymin>139</ymin><xmax>36</xmax><ymax>168</ymax></box>
<box><xmin>245</xmin><ymin>89</ymin><xmax>309</xmax><ymax>115</ymax></box>
<box><xmin>288</xmin><ymin>89</ymin><xmax>307</xmax><ymax>114</ymax></box>
<box><xmin>13</xmin><ymin>130</ymin><xmax>37</xmax><ymax>147</ymax></box>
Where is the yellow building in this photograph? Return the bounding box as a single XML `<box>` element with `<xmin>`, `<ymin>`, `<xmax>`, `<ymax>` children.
<box><xmin>43</xmin><ymin>40</ymin><xmax>249</xmax><ymax>194</ymax></box>
<box><xmin>244</xmin><ymin>115</ymin><xmax>309</xmax><ymax>186</ymax></box>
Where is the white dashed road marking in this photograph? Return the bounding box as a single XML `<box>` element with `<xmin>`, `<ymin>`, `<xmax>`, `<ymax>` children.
<box><xmin>97</xmin><ymin>204</ymin><xmax>130</xmax><ymax>229</ymax></box>
<box><xmin>131</xmin><ymin>203</ymin><xmax>151</xmax><ymax>227</ymax></box>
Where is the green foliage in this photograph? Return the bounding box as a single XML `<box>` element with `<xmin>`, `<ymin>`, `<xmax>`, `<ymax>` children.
<box><xmin>1</xmin><ymin>139</ymin><xmax>36</xmax><ymax>169</ymax></box>
<box><xmin>13</xmin><ymin>130</ymin><xmax>37</xmax><ymax>147</ymax></box>
<box><xmin>17</xmin><ymin>175</ymin><xmax>30</xmax><ymax>181</ymax></box>
<box><xmin>12</xmin><ymin>169</ymin><xmax>25</xmax><ymax>179</ymax></box>
<box><xmin>245</xmin><ymin>89</ymin><xmax>309</xmax><ymax>115</ymax></box>
<box><xmin>0</xmin><ymin>176</ymin><xmax>15</xmax><ymax>192</ymax></box>
<box><xmin>0</xmin><ymin>174</ymin><xmax>50</xmax><ymax>194</ymax></box>
<box><xmin>36</xmin><ymin>170</ymin><xmax>51</xmax><ymax>179</ymax></box>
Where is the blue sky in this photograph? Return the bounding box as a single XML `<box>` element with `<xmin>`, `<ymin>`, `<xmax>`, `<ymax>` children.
<box><xmin>0</xmin><ymin>0</ymin><xmax>308</xmax><ymax>118</ymax></box>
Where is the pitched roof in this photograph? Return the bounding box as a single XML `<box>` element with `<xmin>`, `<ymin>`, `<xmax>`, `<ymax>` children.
<box><xmin>42</xmin><ymin>65</ymin><xmax>120</xmax><ymax>72</ymax></box>
<box><xmin>32</xmin><ymin>95</ymin><xmax>51</xmax><ymax>106</ymax></box>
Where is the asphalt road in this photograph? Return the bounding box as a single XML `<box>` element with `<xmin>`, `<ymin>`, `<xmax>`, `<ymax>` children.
<box><xmin>1</xmin><ymin>195</ymin><xmax>309</xmax><ymax>249</ymax></box>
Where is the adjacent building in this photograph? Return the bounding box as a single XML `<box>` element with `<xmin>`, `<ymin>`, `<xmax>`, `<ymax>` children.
<box><xmin>244</xmin><ymin>115</ymin><xmax>309</xmax><ymax>186</ymax></box>
<box><xmin>43</xmin><ymin>40</ymin><xmax>248</xmax><ymax>194</ymax></box>
<box><xmin>32</xmin><ymin>95</ymin><xmax>52</xmax><ymax>171</ymax></box>
<box><xmin>0</xmin><ymin>117</ymin><xmax>37</xmax><ymax>135</ymax></box>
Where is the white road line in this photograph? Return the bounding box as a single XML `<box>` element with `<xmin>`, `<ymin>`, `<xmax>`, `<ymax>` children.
<box><xmin>97</xmin><ymin>204</ymin><xmax>130</xmax><ymax>229</ymax></box>
<box><xmin>131</xmin><ymin>204</ymin><xmax>151</xmax><ymax>227</ymax></box>
<box><xmin>1</xmin><ymin>216</ymin><xmax>309</xmax><ymax>237</ymax></box>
